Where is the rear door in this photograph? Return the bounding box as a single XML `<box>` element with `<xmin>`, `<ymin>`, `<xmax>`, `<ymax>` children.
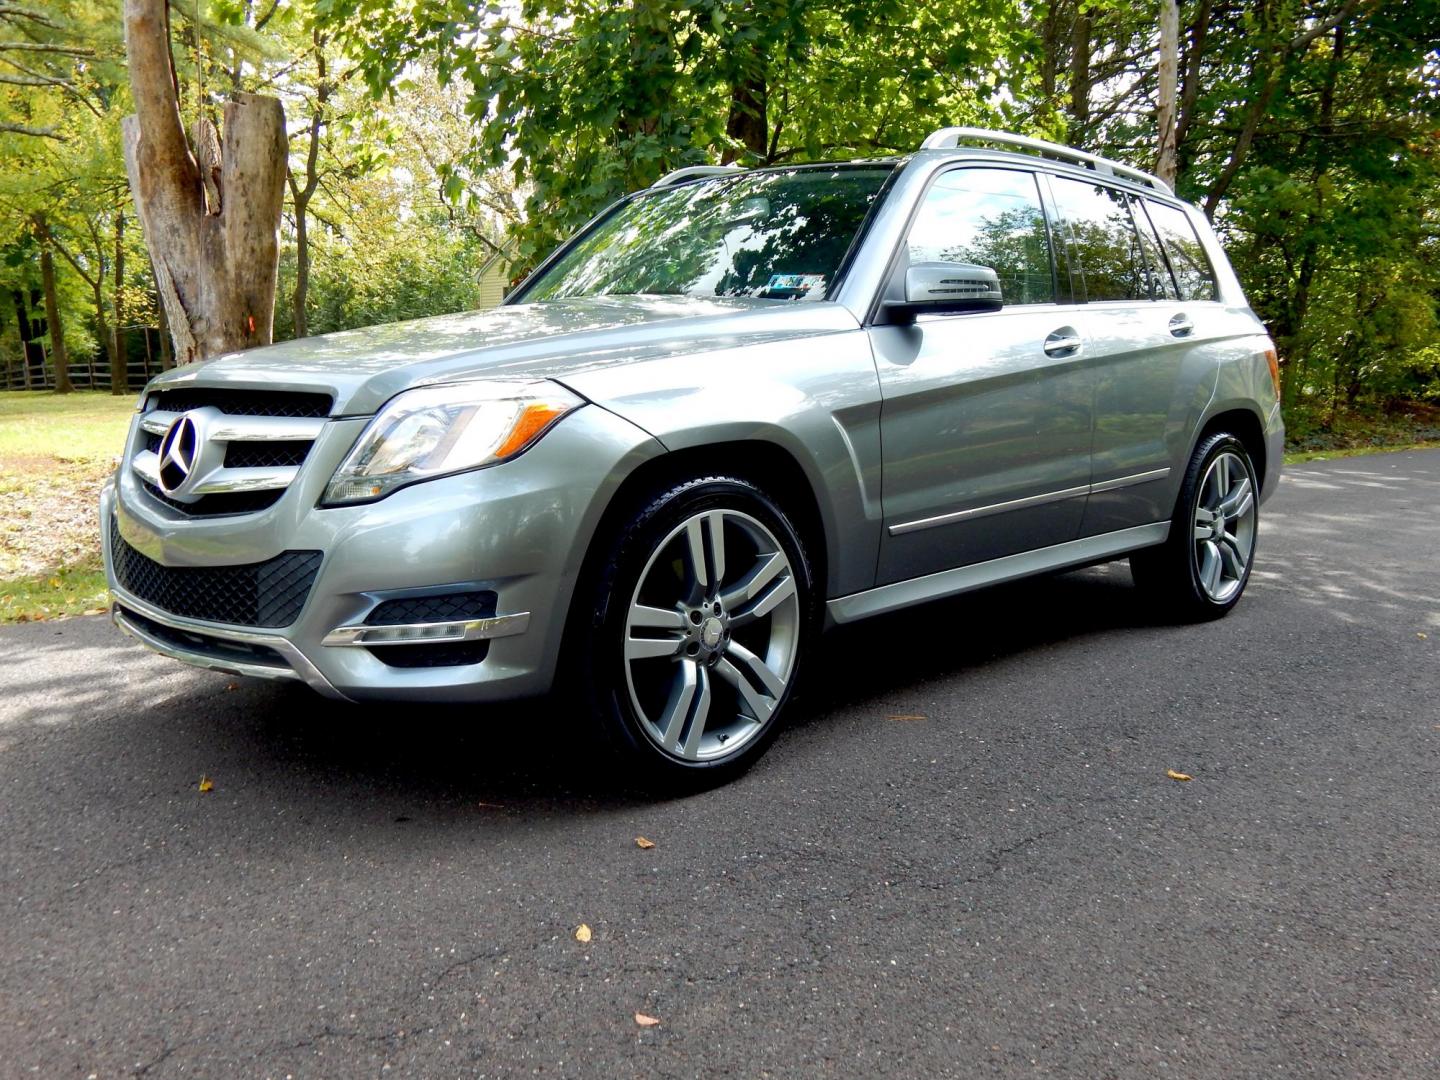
<box><xmin>870</xmin><ymin>166</ymin><xmax>1094</xmax><ymax>584</ymax></box>
<box><xmin>1046</xmin><ymin>176</ymin><xmax>1219</xmax><ymax>535</ymax></box>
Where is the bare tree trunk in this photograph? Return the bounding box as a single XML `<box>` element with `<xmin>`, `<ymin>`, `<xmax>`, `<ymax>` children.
<box><xmin>121</xmin><ymin>0</ymin><xmax>287</xmax><ymax>364</ymax></box>
<box><xmin>33</xmin><ymin>214</ymin><xmax>72</xmax><ymax>393</ymax></box>
<box><xmin>1068</xmin><ymin>7</ymin><xmax>1093</xmax><ymax>142</ymax></box>
<box><xmin>153</xmin><ymin>278</ymin><xmax>175</xmax><ymax>370</ymax></box>
<box><xmin>1155</xmin><ymin>0</ymin><xmax>1179</xmax><ymax>187</ymax></box>
<box><xmin>287</xmin><ymin>33</ymin><xmax>328</xmax><ymax>339</ymax></box>
<box><xmin>111</xmin><ymin>209</ymin><xmax>128</xmax><ymax>394</ymax></box>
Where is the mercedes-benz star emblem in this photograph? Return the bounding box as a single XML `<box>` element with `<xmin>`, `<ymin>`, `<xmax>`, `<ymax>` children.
<box><xmin>157</xmin><ymin>414</ymin><xmax>201</xmax><ymax>494</ymax></box>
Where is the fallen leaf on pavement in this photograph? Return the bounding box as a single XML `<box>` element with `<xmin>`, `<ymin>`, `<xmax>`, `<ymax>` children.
<box><xmin>1166</xmin><ymin>769</ymin><xmax>1192</xmax><ymax>782</ymax></box>
<box><xmin>225</xmin><ymin>682</ymin><xmax>239</xmax><ymax>691</ymax></box>
<box><xmin>198</xmin><ymin>776</ymin><xmax>214</xmax><ymax>793</ymax></box>
<box><xmin>1419</xmin><ymin>632</ymin><xmax>1428</xmax><ymax>639</ymax></box>
<box><xmin>634</xmin><ymin>1012</ymin><xmax>660</xmax><ymax>1027</ymax></box>
<box><xmin>575</xmin><ymin>924</ymin><xmax>592</xmax><ymax>943</ymax></box>
<box><xmin>635</xmin><ymin>837</ymin><xmax>655</xmax><ymax>849</ymax></box>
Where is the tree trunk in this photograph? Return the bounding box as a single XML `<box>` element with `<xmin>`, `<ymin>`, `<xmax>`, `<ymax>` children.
<box><xmin>292</xmin><ymin>204</ymin><xmax>310</xmax><ymax>337</ymax></box>
<box><xmin>722</xmin><ymin>69</ymin><xmax>767</xmax><ymax>164</ymax></box>
<box><xmin>11</xmin><ymin>289</ymin><xmax>46</xmax><ymax>389</ymax></box>
<box><xmin>1155</xmin><ymin>0</ymin><xmax>1179</xmax><ymax>187</ymax></box>
<box><xmin>121</xmin><ymin>0</ymin><xmax>287</xmax><ymax>365</ymax></box>
<box><xmin>1068</xmin><ymin>8</ymin><xmax>1093</xmax><ymax>142</ymax></box>
<box><xmin>153</xmin><ymin>279</ymin><xmax>175</xmax><ymax>370</ymax></box>
<box><xmin>111</xmin><ymin>209</ymin><xmax>128</xmax><ymax>394</ymax></box>
<box><xmin>33</xmin><ymin>215</ymin><xmax>72</xmax><ymax>394</ymax></box>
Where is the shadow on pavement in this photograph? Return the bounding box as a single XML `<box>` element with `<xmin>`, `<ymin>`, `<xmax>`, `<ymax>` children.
<box><xmin>0</xmin><ymin>561</ymin><xmax>1173</xmax><ymax>820</ymax></box>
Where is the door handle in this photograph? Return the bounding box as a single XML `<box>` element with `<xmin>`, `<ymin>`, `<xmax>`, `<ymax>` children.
<box><xmin>1043</xmin><ymin>327</ymin><xmax>1083</xmax><ymax>357</ymax></box>
<box><xmin>1169</xmin><ymin>313</ymin><xmax>1195</xmax><ymax>337</ymax></box>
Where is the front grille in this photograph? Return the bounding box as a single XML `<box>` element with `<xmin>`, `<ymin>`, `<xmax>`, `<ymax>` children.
<box><xmin>363</xmin><ymin>591</ymin><xmax>497</xmax><ymax>668</ymax></box>
<box><xmin>109</xmin><ymin>518</ymin><xmax>321</xmax><ymax>628</ymax></box>
<box><xmin>141</xmin><ymin>481</ymin><xmax>285</xmax><ymax>517</ymax></box>
<box><xmin>134</xmin><ymin>388</ymin><xmax>331</xmax><ymax>518</ymax></box>
<box><xmin>149</xmin><ymin>388</ymin><xmax>332</xmax><ymax>418</ymax></box>
<box><xmin>224</xmin><ymin>441</ymin><xmax>312</xmax><ymax>469</ymax></box>
<box><xmin>117</xmin><ymin>605</ymin><xmax>290</xmax><ymax>669</ymax></box>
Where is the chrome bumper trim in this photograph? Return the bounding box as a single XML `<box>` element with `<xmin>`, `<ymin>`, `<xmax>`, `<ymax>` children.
<box><xmin>321</xmin><ymin>611</ymin><xmax>531</xmax><ymax>648</ymax></box>
<box><xmin>108</xmin><ymin>588</ymin><xmax>350</xmax><ymax>700</ymax></box>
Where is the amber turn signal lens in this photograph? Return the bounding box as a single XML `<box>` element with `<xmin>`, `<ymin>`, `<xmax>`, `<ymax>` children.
<box><xmin>1264</xmin><ymin>347</ymin><xmax>1281</xmax><ymax>399</ymax></box>
<box><xmin>494</xmin><ymin>401</ymin><xmax>573</xmax><ymax>460</ymax></box>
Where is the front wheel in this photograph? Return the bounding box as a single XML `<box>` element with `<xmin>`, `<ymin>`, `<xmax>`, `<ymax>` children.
<box><xmin>576</xmin><ymin>476</ymin><xmax>815</xmax><ymax>788</ymax></box>
<box><xmin>1130</xmin><ymin>432</ymin><xmax>1259</xmax><ymax>620</ymax></box>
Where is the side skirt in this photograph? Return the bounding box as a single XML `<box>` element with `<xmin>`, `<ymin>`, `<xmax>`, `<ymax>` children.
<box><xmin>825</xmin><ymin>521</ymin><xmax>1170</xmax><ymax>625</ymax></box>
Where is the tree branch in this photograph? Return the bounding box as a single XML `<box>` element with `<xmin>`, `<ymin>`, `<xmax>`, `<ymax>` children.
<box><xmin>0</xmin><ymin>3</ymin><xmax>58</xmax><ymax>26</ymax></box>
<box><xmin>0</xmin><ymin>120</ymin><xmax>61</xmax><ymax>138</ymax></box>
<box><xmin>0</xmin><ymin>41</ymin><xmax>92</xmax><ymax>55</ymax></box>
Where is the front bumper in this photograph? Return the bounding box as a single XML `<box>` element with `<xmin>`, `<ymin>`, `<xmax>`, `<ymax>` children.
<box><xmin>102</xmin><ymin>405</ymin><xmax>662</xmax><ymax>701</ymax></box>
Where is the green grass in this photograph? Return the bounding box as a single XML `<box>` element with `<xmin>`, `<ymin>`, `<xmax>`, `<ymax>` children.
<box><xmin>1285</xmin><ymin>439</ymin><xmax>1440</xmax><ymax>465</ymax></box>
<box><xmin>0</xmin><ymin>561</ymin><xmax>109</xmax><ymax>622</ymax></box>
<box><xmin>1</xmin><ymin>390</ymin><xmax>134</xmax><ymax>623</ymax></box>
<box><xmin>0</xmin><ymin>390</ymin><xmax>136</xmax><ymax>464</ymax></box>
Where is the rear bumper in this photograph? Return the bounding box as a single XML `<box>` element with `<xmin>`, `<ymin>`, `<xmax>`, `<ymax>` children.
<box><xmin>1262</xmin><ymin>399</ymin><xmax>1285</xmax><ymax>502</ymax></box>
<box><xmin>102</xmin><ymin>405</ymin><xmax>662</xmax><ymax>701</ymax></box>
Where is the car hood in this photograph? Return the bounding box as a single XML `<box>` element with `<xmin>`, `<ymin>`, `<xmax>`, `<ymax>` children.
<box><xmin>145</xmin><ymin>295</ymin><xmax>860</xmax><ymax>415</ymax></box>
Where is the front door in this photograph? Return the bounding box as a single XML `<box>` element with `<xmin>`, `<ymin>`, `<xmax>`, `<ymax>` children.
<box><xmin>870</xmin><ymin>166</ymin><xmax>1094</xmax><ymax>585</ymax></box>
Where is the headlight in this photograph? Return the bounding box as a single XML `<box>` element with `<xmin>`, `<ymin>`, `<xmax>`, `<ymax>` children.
<box><xmin>321</xmin><ymin>381</ymin><xmax>584</xmax><ymax>506</ymax></box>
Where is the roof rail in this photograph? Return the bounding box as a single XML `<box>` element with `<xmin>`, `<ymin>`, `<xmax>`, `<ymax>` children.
<box><xmin>651</xmin><ymin>164</ymin><xmax>743</xmax><ymax>189</ymax></box>
<box><xmin>920</xmin><ymin>127</ymin><xmax>1171</xmax><ymax>194</ymax></box>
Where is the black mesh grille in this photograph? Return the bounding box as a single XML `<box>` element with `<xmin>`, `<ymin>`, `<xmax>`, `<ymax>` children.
<box><xmin>369</xmin><ymin>641</ymin><xmax>490</xmax><ymax>668</ymax></box>
<box><xmin>149</xmin><ymin>389</ymin><xmax>332</xmax><ymax>417</ymax></box>
<box><xmin>140</xmin><ymin>481</ymin><xmax>285</xmax><ymax>517</ymax></box>
<box><xmin>224</xmin><ymin>441</ymin><xmax>312</xmax><ymax>469</ymax></box>
<box><xmin>109</xmin><ymin>518</ymin><xmax>321</xmax><ymax>627</ymax></box>
<box><xmin>117</xmin><ymin>606</ymin><xmax>290</xmax><ymax>669</ymax></box>
<box><xmin>364</xmin><ymin>591</ymin><xmax>498</xmax><ymax>625</ymax></box>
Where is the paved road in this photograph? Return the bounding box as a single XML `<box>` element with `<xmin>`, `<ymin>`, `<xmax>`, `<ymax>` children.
<box><xmin>2</xmin><ymin>451</ymin><xmax>1438</xmax><ymax>1079</ymax></box>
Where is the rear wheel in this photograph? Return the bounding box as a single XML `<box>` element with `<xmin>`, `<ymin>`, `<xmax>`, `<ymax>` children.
<box><xmin>576</xmin><ymin>476</ymin><xmax>814</xmax><ymax>787</ymax></box>
<box><xmin>1130</xmin><ymin>432</ymin><xmax>1259</xmax><ymax>619</ymax></box>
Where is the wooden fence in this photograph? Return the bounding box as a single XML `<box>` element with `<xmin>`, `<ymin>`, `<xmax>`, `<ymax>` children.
<box><xmin>2</xmin><ymin>326</ymin><xmax>167</xmax><ymax>393</ymax></box>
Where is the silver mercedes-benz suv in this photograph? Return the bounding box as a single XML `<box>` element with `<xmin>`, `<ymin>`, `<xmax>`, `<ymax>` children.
<box><xmin>103</xmin><ymin>127</ymin><xmax>1283</xmax><ymax>784</ymax></box>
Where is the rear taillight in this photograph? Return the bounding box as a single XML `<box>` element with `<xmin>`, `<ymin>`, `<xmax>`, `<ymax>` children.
<box><xmin>1263</xmin><ymin>347</ymin><xmax>1281</xmax><ymax>399</ymax></box>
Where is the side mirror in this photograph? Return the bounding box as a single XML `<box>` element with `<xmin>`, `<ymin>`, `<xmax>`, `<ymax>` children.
<box><xmin>884</xmin><ymin>261</ymin><xmax>1003</xmax><ymax>324</ymax></box>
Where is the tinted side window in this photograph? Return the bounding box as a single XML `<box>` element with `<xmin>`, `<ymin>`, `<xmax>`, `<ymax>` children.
<box><xmin>905</xmin><ymin>168</ymin><xmax>1056</xmax><ymax>305</ymax></box>
<box><xmin>1130</xmin><ymin>197</ymin><xmax>1180</xmax><ymax>301</ymax></box>
<box><xmin>1050</xmin><ymin>177</ymin><xmax>1149</xmax><ymax>302</ymax></box>
<box><xmin>1144</xmin><ymin>201</ymin><xmax>1219</xmax><ymax>301</ymax></box>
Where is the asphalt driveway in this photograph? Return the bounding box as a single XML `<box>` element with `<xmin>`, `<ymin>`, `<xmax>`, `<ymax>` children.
<box><xmin>2</xmin><ymin>450</ymin><xmax>1437</xmax><ymax>1078</ymax></box>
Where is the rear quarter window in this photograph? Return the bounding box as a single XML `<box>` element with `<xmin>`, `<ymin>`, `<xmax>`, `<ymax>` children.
<box><xmin>1144</xmin><ymin>201</ymin><xmax>1219</xmax><ymax>302</ymax></box>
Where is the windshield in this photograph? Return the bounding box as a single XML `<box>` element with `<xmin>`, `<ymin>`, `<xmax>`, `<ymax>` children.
<box><xmin>521</xmin><ymin>165</ymin><xmax>894</xmax><ymax>303</ymax></box>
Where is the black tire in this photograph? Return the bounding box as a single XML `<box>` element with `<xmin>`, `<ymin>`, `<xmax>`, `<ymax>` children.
<box><xmin>1129</xmin><ymin>432</ymin><xmax>1260</xmax><ymax>621</ymax></box>
<box><xmin>573</xmin><ymin>475</ymin><xmax>816</xmax><ymax>790</ymax></box>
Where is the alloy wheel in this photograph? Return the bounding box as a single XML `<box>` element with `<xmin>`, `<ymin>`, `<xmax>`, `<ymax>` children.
<box><xmin>1192</xmin><ymin>450</ymin><xmax>1257</xmax><ymax>603</ymax></box>
<box><xmin>622</xmin><ymin>508</ymin><xmax>801</xmax><ymax>762</ymax></box>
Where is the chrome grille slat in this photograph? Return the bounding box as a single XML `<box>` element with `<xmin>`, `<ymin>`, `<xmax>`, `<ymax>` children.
<box><xmin>189</xmin><ymin>466</ymin><xmax>299</xmax><ymax>495</ymax></box>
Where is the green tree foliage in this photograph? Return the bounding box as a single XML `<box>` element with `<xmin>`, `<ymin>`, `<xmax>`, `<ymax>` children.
<box><xmin>323</xmin><ymin>0</ymin><xmax>1032</xmax><ymax>261</ymax></box>
<box><xmin>2</xmin><ymin>0</ymin><xmax>1437</xmax><ymax>436</ymax></box>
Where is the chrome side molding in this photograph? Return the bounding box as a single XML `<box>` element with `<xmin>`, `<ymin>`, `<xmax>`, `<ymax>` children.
<box><xmin>889</xmin><ymin>468</ymin><xmax>1171</xmax><ymax>536</ymax></box>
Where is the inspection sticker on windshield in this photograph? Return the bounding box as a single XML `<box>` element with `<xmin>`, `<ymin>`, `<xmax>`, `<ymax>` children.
<box><xmin>766</xmin><ymin>273</ymin><xmax>826</xmax><ymax>294</ymax></box>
